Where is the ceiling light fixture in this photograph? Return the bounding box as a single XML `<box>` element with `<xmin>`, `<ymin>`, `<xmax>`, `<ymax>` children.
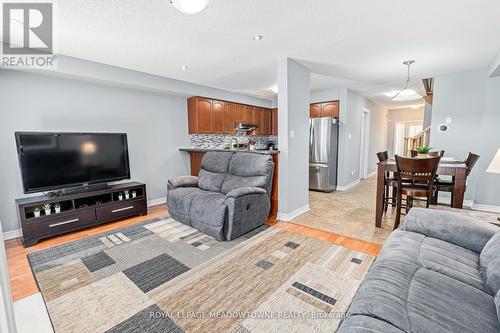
<box><xmin>181</xmin><ymin>65</ymin><xmax>189</xmax><ymax>70</ymax></box>
<box><xmin>389</xmin><ymin>60</ymin><xmax>422</xmax><ymax>102</ymax></box>
<box><xmin>170</xmin><ymin>0</ymin><xmax>209</xmax><ymax>15</ymax></box>
<box><xmin>253</xmin><ymin>34</ymin><xmax>263</xmax><ymax>41</ymax></box>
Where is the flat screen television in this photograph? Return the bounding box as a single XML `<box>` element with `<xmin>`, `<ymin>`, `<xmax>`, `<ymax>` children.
<box><xmin>15</xmin><ymin>132</ymin><xmax>130</xmax><ymax>193</ymax></box>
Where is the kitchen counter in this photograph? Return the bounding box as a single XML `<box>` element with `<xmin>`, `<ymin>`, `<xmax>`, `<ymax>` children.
<box><xmin>179</xmin><ymin>148</ymin><xmax>279</xmax><ymax>155</ymax></box>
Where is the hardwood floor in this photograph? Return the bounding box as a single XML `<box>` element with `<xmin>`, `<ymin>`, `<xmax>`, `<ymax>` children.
<box><xmin>5</xmin><ymin>204</ymin><xmax>381</xmax><ymax>302</ymax></box>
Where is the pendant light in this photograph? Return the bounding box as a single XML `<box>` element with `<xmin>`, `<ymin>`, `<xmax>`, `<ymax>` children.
<box><xmin>390</xmin><ymin>60</ymin><xmax>422</xmax><ymax>102</ymax></box>
<box><xmin>170</xmin><ymin>0</ymin><xmax>209</xmax><ymax>15</ymax></box>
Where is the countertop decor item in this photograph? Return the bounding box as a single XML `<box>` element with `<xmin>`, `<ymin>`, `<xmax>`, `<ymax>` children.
<box><xmin>486</xmin><ymin>148</ymin><xmax>500</xmax><ymax>221</ymax></box>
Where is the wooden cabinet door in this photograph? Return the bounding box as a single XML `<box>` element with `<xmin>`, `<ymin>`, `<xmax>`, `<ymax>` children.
<box><xmin>310</xmin><ymin>103</ymin><xmax>321</xmax><ymax>118</ymax></box>
<box><xmin>195</xmin><ymin>98</ymin><xmax>213</xmax><ymax>133</ymax></box>
<box><xmin>223</xmin><ymin>102</ymin><xmax>235</xmax><ymax>134</ymax></box>
<box><xmin>271</xmin><ymin>108</ymin><xmax>278</xmax><ymax>135</ymax></box>
<box><xmin>243</xmin><ymin>105</ymin><xmax>254</xmax><ymax>123</ymax></box>
<box><xmin>261</xmin><ymin>108</ymin><xmax>271</xmax><ymax>135</ymax></box>
<box><xmin>212</xmin><ymin>100</ymin><xmax>224</xmax><ymax>133</ymax></box>
<box><xmin>252</xmin><ymin>107</ymin><xmax>262</xmax><ymax>135</ymax></box>
<box><xmin>321</xmin><ymin>101</ymin><xmax>339</xmax><ymax>118</ymax></box>
<box><xmin>233</xmin><ymin>103</ymin><xmax>245</xmax><ymax>123</ymax></box>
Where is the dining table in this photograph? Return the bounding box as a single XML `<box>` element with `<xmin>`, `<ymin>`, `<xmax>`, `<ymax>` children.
<box><xmin>375</xmin><ymin>158</ymin><xmax>468</xmax><ymax>227</ymax></box>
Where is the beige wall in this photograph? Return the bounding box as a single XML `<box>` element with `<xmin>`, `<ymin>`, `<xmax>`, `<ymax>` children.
<box><xmin>387</xmin><ymin>107</ymin><xmax>425</xmax><ymax>156</ymax></box>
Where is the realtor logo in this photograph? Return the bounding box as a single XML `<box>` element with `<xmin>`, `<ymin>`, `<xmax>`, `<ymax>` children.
<box><xmin>2</xmin><ymin>3</ymin><xmax>56</xmax><ymax>67</ymax></box>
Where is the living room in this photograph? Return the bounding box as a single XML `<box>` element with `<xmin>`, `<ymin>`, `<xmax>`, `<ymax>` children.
<box><xmin>1</xmin><ymin>1</ymin><xmax>500</xmax><ymax>333</ymax></box>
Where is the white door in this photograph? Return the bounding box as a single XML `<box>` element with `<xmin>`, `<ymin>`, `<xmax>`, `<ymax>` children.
<box><xmin>359</xmin><ymin>110</ymin><xmax>371</xmax><ymax>179</ymax></box>
<box><xmin>0</xmin><ymin>221</ymin><xmax>17</xmax><ymax>333</ymax></box>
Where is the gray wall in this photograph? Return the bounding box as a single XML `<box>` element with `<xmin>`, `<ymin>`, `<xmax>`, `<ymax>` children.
<box><xmin>365</xmin><ymin>99</ymin><xmax>388</xmax><ymax>175</ymax></box>
<box><xmin>431</xmin><ymin>68</ymin><xmax>500</xmax><ymax>206</ymax></box>
<box><xmin>277</xmin><ymin>58</ymin><xmax>310</xmax><ymax>216</ymax></box>
<box><xmin>386</xmin><ymin>107</ymin><xmax>425</xmax><ymax>157</ymax></box>
<box><xmin>0</xmin><ymin>70</ymin><xmax>190</xmax><ymax>232</ymax></box>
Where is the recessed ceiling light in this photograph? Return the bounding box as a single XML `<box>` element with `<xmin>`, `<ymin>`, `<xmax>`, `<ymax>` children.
<box><xmin>253</xmin><ymin>34</ymin><xmax>263</xmax><ymax>41</ymax></box>
<box><xmin>181</xmin><ymin>65</ymin><xmax>189</xmax><ymax>70</ymax></box>
<box><xmin>170</xmin><ymin>0</ymin><xmax>209</xmax><ymax>15</ymax></box>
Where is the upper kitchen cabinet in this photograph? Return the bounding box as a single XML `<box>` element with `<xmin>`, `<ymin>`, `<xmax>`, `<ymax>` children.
<box><xmin>187</xmin><ymin>96</ymin><xmax>275</xmax><ymax>135</ymax></box>
<box><xmin>188</xmin><ymin>97</ymin><xmax>213</xmax><ymax>134</ymax></box>
<box><xmin>309</xmin><ymin>100</ymin><xmax>340</xmax><ymax>118</ymax></box>
<box><xmin>212</xmin><ymin>100</ymin><xmax>225</xmax><ymax>133</ymax></box>
<box><xmin>271</xmin><ymin>108</ymin><xmax>278</xmax><ymax>135</ymax></box>
<box><xmin>310</xmin><ymin>103</ymin><xmax>321</xmax><ymax>118</ymax></box>
<box><xmin>223</xmin><ymin>102</ymin><xmax>235</xmax><ymax>134</ymax></box>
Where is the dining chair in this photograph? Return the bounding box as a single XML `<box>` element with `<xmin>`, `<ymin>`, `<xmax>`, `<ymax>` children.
<box><xmin>377</xmin><ymin>151</ymin><xmax>397</xmax><ymax>212</ymax></box>
<box><xmin>394</xmin><ymin>155</ymin><xmax>441</xmax><ymax>230</ymax></box>
<box><xmin>433</xmin><ymin>152</ymin><xmax>480</xmax><ymax>205</ymax></box>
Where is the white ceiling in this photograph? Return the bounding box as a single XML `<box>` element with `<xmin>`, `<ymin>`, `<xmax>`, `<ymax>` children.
<box><xmin>4</xmin><ymin>0</ymin><xmax>500</xmax><ymax>107</ymax></box>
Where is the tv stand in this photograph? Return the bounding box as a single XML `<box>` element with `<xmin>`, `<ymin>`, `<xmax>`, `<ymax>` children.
<box><xmin>15</xmin><ymin>182</ymin><xmax>147</xmax><ymax>247</ymax></box>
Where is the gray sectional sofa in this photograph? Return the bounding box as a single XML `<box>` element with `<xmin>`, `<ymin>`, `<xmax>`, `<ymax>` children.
<box><xmin>338</xmin><ymin>208</ymin><xmax>500</xmax><ymax>333</ymax></box>
<box><xmin>167</xmin><ymin>151</ymin><xmax>274</xmax><ymax>241</ymax></box>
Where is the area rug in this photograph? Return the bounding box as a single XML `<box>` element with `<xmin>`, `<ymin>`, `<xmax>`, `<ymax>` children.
<box><xmin>28</xmin><ymin>215</ymin><xmax>375</xmax><ymax>333</ymax></box>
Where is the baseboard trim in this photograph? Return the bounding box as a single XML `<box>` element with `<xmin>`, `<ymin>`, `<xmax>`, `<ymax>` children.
<box><xmin>437</xmin><ymin>195</ymin><xmax>474</xmax><ymax>208</ymax></box>
<box><xmin>2</xmin><ymin>229</ymin><xmax>21</xmax><ymax>241</ymax></box>
<box><xmin>472</xmin><ymin>204</ymin><xmax>500</xmax><ymax>213</ymax></box>
<box><xmin>363</xmin><ymin>171</ymin><xmax>377</xmax><ymax>179</ymax></box>
<box><xmin>337</xmin><ymin>179</ymin><xmax>360</xmax><ymax>191</ymax></box>
<box><xmin>147</xmin><ymin>197</ymin><xmax>166</xmax><ymax>207</ymax></box>
<box><xmin>277</xmin><ymin>204</ymin><xmax>310</xmax><ymax>221</ymax></box>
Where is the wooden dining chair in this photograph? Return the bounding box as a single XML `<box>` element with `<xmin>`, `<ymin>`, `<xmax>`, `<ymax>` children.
<box><xmin>377</xmin><ymin>151</ymin><xmax>397</xmax><ymax>212</ymax></box>
<box><xmin>394</xmin><ymin>155</ymin><xmax>441</xmax><ymax>230</ymax></box>
<box><xmin>433</xmin><ymin>152</ymin><xmax>480</xmax><ymax>205</ymax></box>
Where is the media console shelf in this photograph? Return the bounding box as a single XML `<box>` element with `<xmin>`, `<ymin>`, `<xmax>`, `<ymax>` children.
<box><xmin>15</xmin><ymin>182</ymin><xmax>147</xmax><ymax>247</ymax></box>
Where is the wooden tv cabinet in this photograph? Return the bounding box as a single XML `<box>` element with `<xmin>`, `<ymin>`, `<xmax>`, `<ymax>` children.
<box><xmin>15</xmin><ymin>182</ymin><xmax>148</xmax><ymax>247</ymax></box>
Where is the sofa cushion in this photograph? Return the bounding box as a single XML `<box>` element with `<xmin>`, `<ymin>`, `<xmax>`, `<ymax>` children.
<box><xmin>348</xmin><ymin>230</ymin><xmax>499</xmax><ymax>333</ymax></box>
<box><xmin>338</xmin><ymin>315</ymin><xmax>405</xmax><ymax>333</ymax></box>
<box><xmin>420</xmin><ymin>237</ymin><xmax>489</xmax><ymax>293</ymax></box>
<box><xmin>198</xmin><ymin>169</ymin><xmax>226</xmax><ymax>192</ymax></box>
<box><xmin>221</xmin><ymin>174</ymin><xmax>268</xmax><ymax>195</ymax></box>
<box><xmin>190</xmin><ymin>192</ymin><xmax>227</xmax><ymax>228</ymax></box>
<box><xmin>480</xmin><ymin>232</ymin><xmax>500</xmax><ymax>294</ymax></box>
<box><xmin>201</xmin><ymin>152</ymin><xmax>232</xmax><ymax>173</ymax></box>
<box><xmin>168</xmin><ymin>187</ymin><xmax>205</xmax><ymax>216</ymax></box>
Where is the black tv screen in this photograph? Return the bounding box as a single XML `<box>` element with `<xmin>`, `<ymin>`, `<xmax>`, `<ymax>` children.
<box><xmin>15</xmin><ymin>132</ymin><xmax>130</xmax><ymax>193</ymax></box>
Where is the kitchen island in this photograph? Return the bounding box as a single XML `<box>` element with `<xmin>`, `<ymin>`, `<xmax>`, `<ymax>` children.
<box><xmin>179</xmin><ymin>148</ymin><xmax>279</xmax><ymax>218</ymax></box>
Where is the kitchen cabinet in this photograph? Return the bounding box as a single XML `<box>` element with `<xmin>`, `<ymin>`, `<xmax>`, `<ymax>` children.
<box><xmin>261</xmin><ymin>108</ymin><xmax>272</xmax><ymax>135</ymax></box>
<box><xmin>188</xmin><ymin>96</ymin><xmax>275</xmax><ymax>135</ymax></box>
<box><xmin>310</xmin><ymin>103</ymin><xmax>321</xmax><ymax>118</ymax></box>
<box><xmin>223</xmin><ymin>102</ymin><xmax>235</xmax><ymax>134</ymax></box>
<box><xmin>271</xmin><ymin>108</ymin><xmax>278</xmax><ymax>135</ymax></box>
<box><xmin>309</xmin><ymin>100</ymin><xmax>339</xmax><ymax>118</ymax></box>
<box><xmin>212</xmin><ymin>100</ymin><xmax>225</xmax><ymax>133</ymax></box>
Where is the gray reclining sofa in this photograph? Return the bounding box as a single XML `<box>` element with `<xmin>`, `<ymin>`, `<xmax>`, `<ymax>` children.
<box><xmin>167</xmin><ymin>151</ymin><xmax>274</xmax><ymax>241</ymax></box>
<box><xmin>338</xmin><ymin>207</ymin><xmax>500</xmax><ymax>333</ymax></box>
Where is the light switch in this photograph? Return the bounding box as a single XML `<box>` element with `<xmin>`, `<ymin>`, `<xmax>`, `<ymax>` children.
<box><xmin>290</xmin><ymin>130</ymin><xmax>295</xmax><ymax>138</ymax></box>
<box><xmin>445</xmin><ymin>117</ymin><xmax>452</xmax><ymax>124</ymax></box>
<box><xmin>348</xmin><ymin>133</ymin><xmax>352</xmax><ymax>139</ymax></box>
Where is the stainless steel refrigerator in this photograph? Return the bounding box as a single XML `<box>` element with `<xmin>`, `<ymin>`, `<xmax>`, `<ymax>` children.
<box><xmin>309</xmin><ymin>117</ymin><xmax>339</xmax><ymax>192</ymax></box>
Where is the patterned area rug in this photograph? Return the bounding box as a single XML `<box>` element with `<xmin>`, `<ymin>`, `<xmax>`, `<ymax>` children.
<box><xmin>28</xmin><ymin>215</ymin><xmax>375</xmax><ymax>333</ymax></box>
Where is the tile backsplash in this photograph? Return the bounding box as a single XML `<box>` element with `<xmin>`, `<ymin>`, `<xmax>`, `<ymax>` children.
<box><xmin>190</xmin><ymin>134</ymin><xmax>278</xmax><ymax>150</ymax></box>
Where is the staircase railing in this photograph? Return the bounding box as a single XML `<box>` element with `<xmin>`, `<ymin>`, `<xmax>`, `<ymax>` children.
<box><xmin>403</xmin><ymin>126</ymin><xmax>431</xmax><ymax>156</ymax></box>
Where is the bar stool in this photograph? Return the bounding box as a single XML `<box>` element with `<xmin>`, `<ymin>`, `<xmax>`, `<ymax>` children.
<box><xmin>377</xmin><ymin>151</ymin><xmax>398</xmax><ymax>212</ymax></box>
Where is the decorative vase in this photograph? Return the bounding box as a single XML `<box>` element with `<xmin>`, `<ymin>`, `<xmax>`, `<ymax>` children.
<box><xmin>125</xmin><ymin>193</ymin><xmax>130</xmax><ymax>199</ymax></box>
<box><xmin>118</xmin><ymin>194</ymin><xmax>123</xmax><ymax>200</ymax></box>
<box><xmin>132</xmin><ymin>191</ymin><xmax>137</xmax><ymax>198</ymax></box>
<box><xmin>34</xmin><ymin>211</ymin><xmax>40</xmax><ymax>218</ymax></box>
<box><xmin>55</xmin><ymin>207</ymin><xmax>61</xmax><ymax>214</ymax></box>
<box><xmin>44</xmin><ymin>209</ymin><xmax>51</xmax><ymax>216</ymax></box>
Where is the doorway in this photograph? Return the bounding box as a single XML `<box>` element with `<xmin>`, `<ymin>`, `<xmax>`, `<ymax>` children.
<box><xmin>393</xmin><ymin>121</ymin><xmax>423</xmax><ymax>156</ymax></box>
<box><xmin>359</xmin><ymin>109</ymin><xmax>371</xmax><ymax>179</ymax></box>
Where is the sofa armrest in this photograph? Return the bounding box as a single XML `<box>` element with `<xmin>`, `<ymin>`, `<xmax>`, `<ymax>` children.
<box><xmin>404</xmin><ymin>207</ymin><xmax>500</xmax><ymax>253</ymax></box>
<box><xmin>167</xmin><ymin>176</ymin><xmax>198</xmax><ymax>190</ymax></box>
<box><xmin>225</xmin><ymin>187</ymin><xmax>267</xmax><ymax>199</ymax></box>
